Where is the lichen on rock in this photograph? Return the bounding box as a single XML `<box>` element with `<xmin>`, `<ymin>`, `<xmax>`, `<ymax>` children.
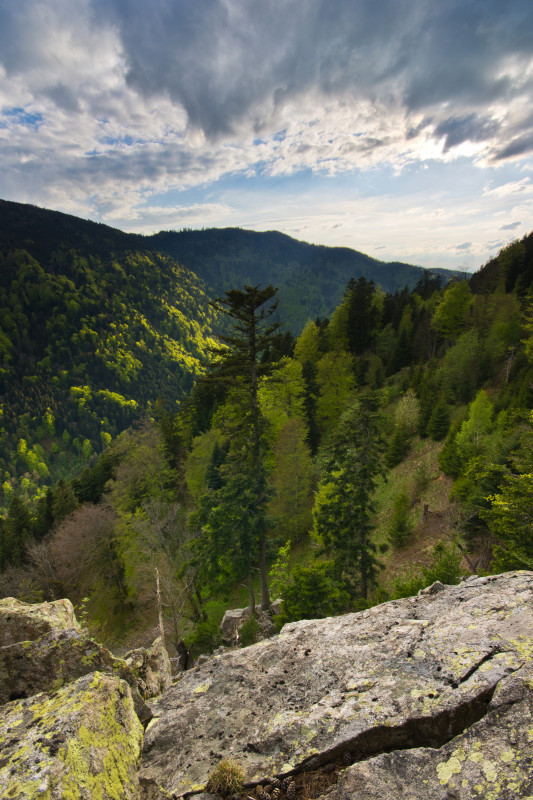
<box><xmin>0</xmin><ymin>671</ymin><xmax>143</xmax><ymax>799</ymax></box>
<box><xmin>140</xmin><ymin>571</ymin><xmax>533</xmax><ymax>799</ymax></box>
<box><xmin>0</xmin><ymin>597</ymin><xmax>80</xmax><ymax>646</ymax></box>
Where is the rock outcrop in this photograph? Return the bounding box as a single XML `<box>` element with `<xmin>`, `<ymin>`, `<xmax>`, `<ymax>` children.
<box><xmin>220</xmin><ymin>601</ymin><xmax>281</xmax><ymax>646</ymax></box>
<box><xmin>326</xmin><ymin>660</ymin><xmax>533</xmax><ymax>799</ymax></box>
<box><xmin>0</xmin><ymin>625</ymin><xmax>153</xmax><ymax>725</ymax></box>
<box><xmin>0</xmin><ymin>671</ymin><xmax>143</xmax><ymax>799</ymax></box>
<box><xmin>0</xmin><ymin>596</ymin><xmax>80</xmax><ymax>645</ymax></box>
<box><xmin>141</xmin><ymin>572</ymin><xmax>533</xmax><ymax>799</ymax></box>
<box><xmin>125</xmin><ymin>636</ymin><xmax>173</xmax><ymax>697</ymax></box>
<box><xmin>2</xmin><ymin>574</ymin><xmax>533</xmax><ymax>799</ymax></box>
<box><xmin>0</xmin><ymin>597</ymin><xmax>169</xmax><ymax>798</ymax></box>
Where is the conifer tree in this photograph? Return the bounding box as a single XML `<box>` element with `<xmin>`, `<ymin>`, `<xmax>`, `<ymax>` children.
<box><xmin>427</xmin><ymin>396</ymin><xmax>450</xmax><ymax>441</ymax></box>
<box><xmin>313</xmin><ymin>391</ymin><xmax>385</xmax><ymax>600</ymax></box>
<box><xmin>197</xmin><ymin>285</ymin><xmax>280</xmax><ymax>611</ymax></box>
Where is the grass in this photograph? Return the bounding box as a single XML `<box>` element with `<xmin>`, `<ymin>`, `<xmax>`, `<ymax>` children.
<box><xmin>372</xmin><ymin>436</ymin><xmax>458</xmax><ymax>588</ymax></box>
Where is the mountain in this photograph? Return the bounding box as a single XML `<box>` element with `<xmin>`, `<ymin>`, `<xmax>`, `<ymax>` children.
<box><xmin>149</xmin><ymin>227</ymin><xmax>460</xmax><ymax>331</ymax></box>
<box><xmin>0</xmin><ymin>199</ymin><xmax>217</xmax><ymax>511</ymax></box>
<box><xmin>0</xmin><ymin>198</ymin><xmax>458</xmax><ymax>509</ymax></box>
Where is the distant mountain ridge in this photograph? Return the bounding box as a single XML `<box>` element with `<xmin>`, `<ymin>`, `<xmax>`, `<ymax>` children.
<box><xmin>149</xmin><ymin>227</ymin><xmax>459</xmax><ymax>331</ymax></box>
<box><xmin>0</xmin><ymin>199</ymin><xmax>459</xmax><ymax>334</ymax></box>
<box><xmin>0</xmin><ymin>197</ymin><xmax>460</xmax><ymax>508</ymax></box>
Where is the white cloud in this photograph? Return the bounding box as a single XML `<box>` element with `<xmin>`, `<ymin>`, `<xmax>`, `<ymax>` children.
<box><xmin>0</xmin><ymin>0</ymin><xmax>532</xmax><ymax>269</ymax></box>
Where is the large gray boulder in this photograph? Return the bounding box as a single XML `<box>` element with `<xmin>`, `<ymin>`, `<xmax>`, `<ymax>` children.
<box><xmin>140</xmin><ymin>572</ymin><xmax>533</xmax><ymax>798</ymax></box>
<box><xmin>125</xmin><ymin>636</ymin><xmax>172</xmax><ymax>697</ymax></box>
<box><xmin>0</xmin><ymin>596</ymin><xmax>80</xmax><ymax>645</ymax></box>
<box><xmin>0</xmin><ymin>627</ymin><xmax>152</xmax><ymax>725</ymax></box>
<box><xmin>0</xmin><ymin>671</ymin><xmax>143</xmax><ymax>799</ymax></box>
<box><xmin>220</xmin><ymin>604</ymin><xmax>279</xmax><ymax>646</ymax></box>
<box><xmin>327</xmin><ymin>660</ymin><xmax>533</xmax><ymax>799</ymax></box>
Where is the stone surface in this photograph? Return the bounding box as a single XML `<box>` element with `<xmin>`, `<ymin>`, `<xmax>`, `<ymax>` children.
<box><xmin>124</xmin><ymin>636</ymin><xmax>172</xmax><ymax>698</ymax></box>
<box><xmin>327</xmin><ymin>661</ymin><xmax>533</xmax><ymax>799</ymax></box>
<box><xmin>140</xmin><ymin>572</ymin><xmax>533</xmax><ymax>798</ymax></box>
<box><xmin>0</xmin><ymin>596</ymin><xmax>80</xmax><ymax>646</ymax></box>
<box><xmin>0</xmin><ymin>671</ymin><xmax>143</xmax><ymax>799</ymax></box>
<box><xmin>220</xmin><ymin>607</ymin><xmax>251</xmax><ymax>645</ymax></box>
<box><xmin>0</xmin><ymin>627</ymin><xmax>152</xmax><ymax>725</ymax></box>
<box><xmin>220</xmin><ymin>606</ymin><xmax>278</xmax><ymax>646</ymax></box>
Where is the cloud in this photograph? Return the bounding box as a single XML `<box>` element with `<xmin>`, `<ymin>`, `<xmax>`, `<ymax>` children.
<box><xmin>435</xmin><ymin>115</ymin><xmax>500</xmax><ymax>153</ymax></box>
<box><xmin>453</xmin><ymin>242</ymin><xmax>473</xmax><ymax>252</ymax></box>
<box><xmin>499</xmin><ymin>221</ymin><xmax>521</xmax><ymax>230</ymax></box>
<box><xmin>0</xmin><ymin>0</ymin><xmax>533</xmax><ymax>268</ymax></box>
<box><xmin>86</xmin><ymin>0</ymin><xmax>533</xmax><ymax>153</ymax></box>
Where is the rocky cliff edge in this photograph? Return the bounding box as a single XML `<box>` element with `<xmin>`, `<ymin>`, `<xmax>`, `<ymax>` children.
<box><xmin>1</xmin><ymin>572</ymin><xmax>533</xmax><ymax>799</ymax></box>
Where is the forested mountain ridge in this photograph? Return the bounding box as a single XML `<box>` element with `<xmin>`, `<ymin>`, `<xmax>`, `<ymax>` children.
<box><xmin>0</xmin><ymin>198</ymin><xmax>458</xmax><ymax>511</ymax></box>
<box><xmin>1</xmin><ymin>197</ymin><xmax>532</xmax><ymax>661</ymax></box>
<box><xmin>0</xmin><ymin>200</ymin><xmax>219</xmax><ymax>512</ymax></box>
<box><xmin>149</xmin><ymin>227</ymin><xmax>460</xmax><ymax>331</ymax></box>
<box><xmin>1</xmin><ymin>199</ymin><xmax>460</xmax><ymax>336</ymax></box>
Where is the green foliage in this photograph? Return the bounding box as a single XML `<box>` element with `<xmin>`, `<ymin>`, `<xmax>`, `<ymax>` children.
<box><xmin>239</xmin><ymin>615</ymin><xmax>261</xmax><ymax>647</ymax></box>
<box><xmin>196</xmin><ymin>286</ymin><xmax>281</xmax><ymax>611</ymax></box>
<box><xmin>385</xmin><ymin>425</ymin><xmax>411</xmax><ymax>468</ymax></box>
<box><xmin>313</xmin><ymin>391</ymin><xmax>385</xmax><ymax>599</ymax></box>
<box><xmin>438</xmin><ymin>422</ymin><xmax>463</xmax><ymax>478</ymax></box>
<box><xmin>393</xmin><ymin>543</ymin><xmax>463</xmax><ymax>599</ymax></box>
<box><xmin>187</xmin><ymin>614</ymin><xmax>223</xmax><ymax>657</ymax></box>
<box><xmin>276</xmin><ymin>561</ymin><xmax>349</xmax><ymax>625</ymax></box>
<box><xmin>483</xmin><ymin>414</ymin><xmax>533</xmax><ymax>571</ymax></box>
<box><xmin>268</xmin><ymin>540</ymin><xmax>292</xmax><ymax>600</ymax></box>
<box><xmin>431</xmin><ymin>281</ymin><xmax>473</xmax><ymax>341</ymax></box>
<box><xmin>268</xmin><ymin>417</ymin><xmax>315</xmax><ymax>543</ymax></box>
<box><xmin>316</xmin><ymin>350</ymin><xmax>355</xmax><ymax>437</ymax></box>
<box><xmin>436</xmin><ymin>330</ymin><xmax>484</xmax><ymax>403</ymax></box>
<box><xmin>0</xmin><ymin>214</ymin><xmax>218</xmax><ymax>514</ymax></box>
<box><xmin>455</xmin><ymin>390</ymin><xmax>494</xmax><ymax>460</ymax></box>
<box><xmin>426</xmin><ymin>396</ymin><xmax>450</xmax><ymax>441</ymax></box>
<box><xmin>388</xmin><ymin>492</ymin><xmax>414</xmax><ymax>548</ymax></box>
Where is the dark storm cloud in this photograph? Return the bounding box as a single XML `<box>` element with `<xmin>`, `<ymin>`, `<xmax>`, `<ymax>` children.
<box><xmin>454</xmin><ymin>242</ymin><xmax>472</xmax><ymax>252</ymax></box>
<box><xmin>493</xmin><ymin>133</ymin><xmax>533</xmax><ymax>161</ymax></box>
<box><xmin>434</xmin><ymin>114</ymin><xmax>500</xmax><ymax>152</ymax></box>
<box><xmin>91</xmin><ymin>0</ymin><xmax>533</xmax><ymax>147</ymax></box>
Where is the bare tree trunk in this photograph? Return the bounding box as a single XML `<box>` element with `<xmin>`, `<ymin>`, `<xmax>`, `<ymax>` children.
<box><xmin>155</xmin><ymin>567</ymin><xmax>166</xmax><ymax>647</ymax></box>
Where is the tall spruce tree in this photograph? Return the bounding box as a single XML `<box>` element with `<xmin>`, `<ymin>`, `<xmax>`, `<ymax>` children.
<box><xmin>198</xmin><ymin>285</ymin><xmax>280</xmax><ymax>611</ymax></box>
<box><xmin>313</xmin><ymin>390</ymin><xmax>385</xmax><ymax>600</ymax></box>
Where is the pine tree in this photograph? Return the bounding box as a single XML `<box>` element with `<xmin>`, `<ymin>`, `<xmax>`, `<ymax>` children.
<box><xmin>427</xmin><ymin>396</ymin><xmax>450</xmax><ymax>441</ymax></box>
<box><xmin>388</xmin><ymin>492</ymin><xmax>414</xmax><ymax>548</ymax></box>
<box><xmin>199</xmin><ymin>285</ymin><xmax>280</xmax><ymax>611</ymax></box>
<box><xmin>347</xmin><ymin>277</ymin><xmax>379</xmax><ymax>355</ymax></box>
<box><xmin>313</xmin><ymin>391</ymin><xmax>385</xmax><ymax>600</ymax></box>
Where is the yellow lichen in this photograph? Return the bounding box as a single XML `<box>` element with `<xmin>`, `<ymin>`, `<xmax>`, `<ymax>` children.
<box><xmin>193</xmin><ymin>681</ymin><xmax>211</xmax><ymax>694</ymax></box>
<box><xmin>436</xmin><ymin>755</ymin><xmax>463</xmax><ymax>785</ymax></box>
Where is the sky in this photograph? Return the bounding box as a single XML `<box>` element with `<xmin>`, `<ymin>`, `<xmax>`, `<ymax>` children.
<box><xmin>1</xmin><ymin>1</ymin><xmax>533</xmax><ymax>272</ymax></box>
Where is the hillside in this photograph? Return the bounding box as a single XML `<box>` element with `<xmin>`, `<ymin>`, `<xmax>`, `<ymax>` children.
<box><xmin>1</xmin><ymin>199</ymin><xmax>532</xmax><ymax>660</ymax></box>
<box><xmin>149</xmin><ymin>227</ymin><xmax>459</xmax><ymax>332</ymax></box>
<box><xmin>0</xmin><ymin>200</ymin><xmax>218</xmax><ymax>511</ymax></box>
<box><xmin>0</xmin><ymin>199</ymin><xmax>461</xmax><ymax>509</ymax></box>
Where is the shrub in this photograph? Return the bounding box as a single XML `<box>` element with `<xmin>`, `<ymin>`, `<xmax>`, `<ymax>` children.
<box><xmin>277</xmin><ymin>561</ymin><xmax>349</xmax><ymax>625</ymax></box>
<box><xmin>239</xmin><ymin>615</ymin><xmax>260</xmax><ymax>647</ymax></box>
<box><xmin>206</xmin><ymin>759</ymin><xmax>245</xmax><ymax>796</ymax></box>
<box><xmin>393</xmin><ymin>543</ymin><xmax>462</xmax><ymax>599</ymax></box>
